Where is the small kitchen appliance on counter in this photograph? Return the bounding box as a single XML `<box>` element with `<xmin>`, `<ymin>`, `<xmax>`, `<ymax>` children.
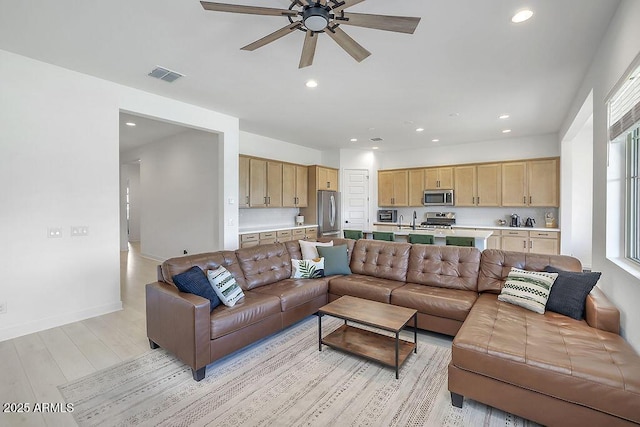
<box><xmin>377</xmin><ymin>209</ymin><xmax>398</xmax><ymax>223</ymax></box>
<box><xmin>524</xmin><ymin>217</ymin><xmax>535</xmax><ymax>227</ymax></box>
<box><xmin>510</xmin><ymin>213</ymin><xmax>521</xmax><ymax>227</ymax></box>
<box><xmin>295</xmin><ymin>215</ymin><xmax>304</xmax><ymax>226</ymax></box>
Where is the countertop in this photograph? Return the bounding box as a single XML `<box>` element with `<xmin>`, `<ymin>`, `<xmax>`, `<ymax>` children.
<box><xmin>375</xmin><ymin>222</ymin><xmax>560</xmax><ymax>233</ymax></box>
<box><xmin>366</xmin><ymin>226</ymin><xmax>493</xmax><ymax>239</ymax></box>
<box><xmin>239</xmin><ymin>224</ymin><xmax>318</xmax><ymax>234</ymax></box>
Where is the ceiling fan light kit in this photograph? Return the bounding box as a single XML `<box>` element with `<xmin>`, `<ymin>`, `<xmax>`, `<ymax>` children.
<box><xmin>200</xmin><ymin>0</ymin><xmax>421</xmax><ymax>68</ymax></box>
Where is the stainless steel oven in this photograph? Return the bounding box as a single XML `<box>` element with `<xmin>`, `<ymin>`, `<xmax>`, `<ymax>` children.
<box><xmin>377</xmin><ymin>209</ymin><xmax>398</xmax><ymax>223</ymax></box>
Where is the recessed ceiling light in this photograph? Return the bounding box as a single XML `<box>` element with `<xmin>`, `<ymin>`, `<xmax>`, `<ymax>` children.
<box><xmin>305</xmin><ymin>79</ymin><xmax>318</xmax><ymax>88</ymax></box>
<box><xmin>499</xmin><ymin>114</ymin><xmax>510</xmax><ymax>119</ymax></box>
<box><xmin>416</xmin><ymin>128</ymin><xmax>424</xmax><ymax>132</ymax></box>
<box><xmin>372</xmin><ymin>146</ymin><xmax>379</xmax><ymax>150</ymax></box>
<box><xmin>502</xmin><ymin>129</ymin><xmax>512</xmax><ymax>133</ymax></box>
<box><xmin>449</xmin><ymin>112</ymin><xmax>460</xmax><ymax>117</ymax></box>
<box><xmin>125</xmin><ymin>122</ymin><xmax>136</xmax><ymax>127</ymax></box>
<box><xmin>350</xmin><ymin>138</ymin><xmax>358</xmax><ymax>142</ymax></box>
<box><xmin>432</xmin><ymin>139</ymin><xmax>440</xmax><ymax>142</ymax></box>
<box><xmin>512</xmin><ymin>9</ymin><xmax>533</xmax><ymax>23</ymax></box>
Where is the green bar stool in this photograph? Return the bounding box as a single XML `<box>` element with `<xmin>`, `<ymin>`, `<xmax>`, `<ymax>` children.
<box><xmin>408</xmin><ymin>234</ymin><xmax>434</xmax><ymax>244</ymax></box>
<box><xmin>343</xmin><ymin>229</ymin><xmax>363</xmax><ymax>240</ymax></box>
<box><xmin>445</xmin><ymin>236</ymin><xmax>475</xmax><ymax>247</ymax></box>
<box><xmin>372</xmin><ymin>231</ymin><xmax>395</xmax><ymax>241</ymax></box>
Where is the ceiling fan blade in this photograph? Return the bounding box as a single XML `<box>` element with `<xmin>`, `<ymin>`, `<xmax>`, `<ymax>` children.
<box><xmin>326</xmin><ymin>26</ymin><xmax>370</xmax><ymax>62</ymax></box>
<box><xmin>241</xmin><ymin>22</ymin><xmax>301</xmax><ymax>51</ymax></box>
<box><xmin>338</xmin><ymin>12</ymin><xmax>421</xmax><ymax>34</ymax></box>
<box><xmin>332</xmin><ymin>0</ymin><xmax>366</xmax><ymax>13</ymax></box>
<box><xmin>200</xmin><ymin>1</ymin><xmax>297</xmax><ymax>17</ymax></box>
<box><xmin>299</xmin><ymin>30</ymin><xmax>318</xmax><ymax>68</ymax></box>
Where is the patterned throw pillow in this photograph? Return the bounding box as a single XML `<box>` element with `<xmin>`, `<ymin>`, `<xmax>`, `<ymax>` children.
<box><xmin>291</xmin><ymin>258</ymin><xmax>325</xmax><ymax>279</ymax></box>
<box><xmin>498</xmin><ymin>267</ymin><xmax>558</xmax><ymax>314</ymax></box>
<box><xmin>207</xmin><ymin>266</ymin><xmax>245</xmax><ymax>307</ymax></box>
<box><xmin>172</xmin><ymin>266</ymin><xmax>220</xmax><ymax>312</ymax></box>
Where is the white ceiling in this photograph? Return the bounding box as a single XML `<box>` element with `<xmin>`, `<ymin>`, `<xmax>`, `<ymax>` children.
<box><xmin>0</xmin><ymin>0</ymin><xmax>620</xmax><ymax>152</ymax></box>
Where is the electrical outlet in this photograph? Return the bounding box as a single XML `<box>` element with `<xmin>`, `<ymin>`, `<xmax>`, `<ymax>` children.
<box><xmin>71</xmin><ymin>226</ymin><xmax>89</xmax><ymax>237</ymax></box>
<box><xmin>0</xmin><ymin>301</ymin><xmax>7</xmax><ymax>314</ymax></box>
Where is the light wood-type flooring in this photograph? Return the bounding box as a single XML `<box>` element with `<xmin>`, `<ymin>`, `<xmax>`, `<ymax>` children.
<box><xmin>0</xmin><ymin>242</ymin><xmax>453</xmax><ymax>427</ymax></box>
<box><xmin>0</xmin><ymin>243</ymin><xmax>155</xmax><ymax>427</ymax></box>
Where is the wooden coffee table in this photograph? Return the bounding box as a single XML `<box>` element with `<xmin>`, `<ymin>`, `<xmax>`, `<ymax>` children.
<box><xmin>318</xmin><ymin>295</ymin><xmax>417</xmax><ymax>379</ymax></box>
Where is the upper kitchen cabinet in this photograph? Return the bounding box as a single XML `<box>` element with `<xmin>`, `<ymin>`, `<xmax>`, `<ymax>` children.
<box><xmin>249</xmin><ymin>158</ymin><xmax>282</xmax><ymax>207</ymax></box>
<box><xmin>454</xmin><ymin>163</ymin><xmax>501</xmax><ymax>207</ymax></box>
<box><xmin>502</xmin><ymin>158</ymin><xmax>558</xmax><ymax>207</ymax></box>
<box><xmin>282</xmin><ymin>163</ymin><xmax>308</xmax><ymax>207</ymax></box>
<box><xmin>239</xmin><ymin>155</ymin><xmax>250</xmax><ymax>208</ymax></box>
<box><xmin>408</xmin><ymin>169</ymin><xmax>425</xmax><ymax>206</ymax></box>
<box><xmin>315</xmin><ymin>166</ymin><xmax>339</xmax><ymax>191</ymax></box>
<box><xmin>378</xmin><ymin>170</ymin><xmax>408</xmax><ymax>206</ymax></box>
<box><xmin>424</xmin><ymin>167</ymin><xmax>454</xmax><ymax>190</ymax></box>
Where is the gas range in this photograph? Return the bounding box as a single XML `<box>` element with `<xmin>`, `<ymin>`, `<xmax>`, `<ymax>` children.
<box><xmin>421</xmin><ymin>212</ymin><xmax>456</xmax><ymax>229</ymax></box>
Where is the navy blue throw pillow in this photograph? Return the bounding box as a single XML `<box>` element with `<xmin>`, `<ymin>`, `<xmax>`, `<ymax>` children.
<box><xmin>172</xmin><ymin>266</ymin><xmax>220</xmax><ymax>312</ymax></box>
<box><xmin>543</xmin><ymin>266</ymin><xmax>601</xmax><ymax>320</ymax></box>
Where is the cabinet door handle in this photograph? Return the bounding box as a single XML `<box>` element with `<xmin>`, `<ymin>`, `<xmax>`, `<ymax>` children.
<box><xmin>529</xmin><ymin>241</ymin><xmax>532</xmax><ymax>249</ymax></box>
<box><xmin>327</xmin><ymin>181</ymin><xmax>330</xmax><ymax>188</ymax></box>
<box><xmin>246</xmin><ymin>196</ymin><xmax>249</xmax><ymax>204</ymax></box>
<box><xmin>523</xmin><ymin>196</ymin><xmax>526</xmax><ymax>204</ymax></box>
<box><xmin>529</xmin><ymin>196</ymin><xmax>532</xmax><ymax>204</ymax></box>
<box><xmin>264</xmin><ymin>196</ymin><xmax>267</xmax><ymax>204</ymax></box>
<box><xmin>477</xmin><ymin>196</ymin><xmax>480</xmax><ymax>205</ymax></box>
<box><xmin>523</xmin><ymin>240</ymin><xmax>527</xmax><ymax>249</ymax></box>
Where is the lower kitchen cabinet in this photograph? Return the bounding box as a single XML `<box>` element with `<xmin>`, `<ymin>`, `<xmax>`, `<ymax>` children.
<box><xmin>239</xmin><ymin>226</ymin><xmax>318</xmax><ymax>248</ymax></box>
<box><xmin>501</xmin><ymin>230</ymin><xmax>559</xmax><ymax>255</ymax></box>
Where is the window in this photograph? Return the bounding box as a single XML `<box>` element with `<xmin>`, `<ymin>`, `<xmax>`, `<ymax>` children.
<box><xmin>628</xmin><ymin>127</ymin><xmax>640</xmax><ymax>263</ymax></box>
<box><xmin>609</xmin><ymin>60</ymin><xmax>640</xmax><ymax>266</ymax></box>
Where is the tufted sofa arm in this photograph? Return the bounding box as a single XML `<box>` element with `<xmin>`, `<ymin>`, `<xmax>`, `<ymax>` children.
<box><xmin>585</xmin><ymin>286</ymin><xmax>620</xmax><ymax>334</ymax></box>
<box><xmin>146</xmin><ymin>282</ymin><xmax>211</xmax><ymax>379</ymax></box>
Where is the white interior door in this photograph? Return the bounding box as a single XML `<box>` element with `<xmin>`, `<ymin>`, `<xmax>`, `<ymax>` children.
<box><xmin>342</xmin><ymin>169</ymin><xmax>369</xmax><ymax>233</ymax></box>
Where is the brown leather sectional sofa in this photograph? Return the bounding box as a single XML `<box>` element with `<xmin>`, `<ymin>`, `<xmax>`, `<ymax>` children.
<box><xmin>146</xmin><ymin>238</ymin><xmax>640</xmax><ymax>425</ymax></box>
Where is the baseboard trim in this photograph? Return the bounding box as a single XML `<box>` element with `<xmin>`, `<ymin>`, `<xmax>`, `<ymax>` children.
<box><xmin>0</xmin><ymin>301</ymin><xmax>123</xmax><ymax>342</ymax></box>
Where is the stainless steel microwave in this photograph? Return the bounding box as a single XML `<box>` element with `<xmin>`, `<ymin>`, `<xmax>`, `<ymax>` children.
<box><xmin>377</xmin><ymin>209</ymin><xmax>398</xmax><ymax>222</ymax></box>
<box><xmin>423</xmin><ymin>189</ymin><xmax>454</xmax><ymax>206</ymax></box>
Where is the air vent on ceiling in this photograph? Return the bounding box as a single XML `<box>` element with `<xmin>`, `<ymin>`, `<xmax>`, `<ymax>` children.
<box><xmin>148</xmin><ymin>66</ymin><xmax>184</xmax><ymax>83</ymax></box>
<box><xmin>370</xmin><ymin>137</ymin><xmax>384</xmax><ymax>142</ymax></box>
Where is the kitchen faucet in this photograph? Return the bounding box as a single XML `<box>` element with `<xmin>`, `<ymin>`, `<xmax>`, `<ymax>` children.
<box><xmin>411</xmin><ymin>211</ymin><xmax>417</xmax><ymax>230</ymax></box>
<box><xmin>398</xmin><ymin>214</ymin><xmax>404</xmax><ymax>228</ymax></box>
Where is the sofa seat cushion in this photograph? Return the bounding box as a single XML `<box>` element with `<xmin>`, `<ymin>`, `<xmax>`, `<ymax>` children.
<box><xmin>452</xmin><ymin>293</ymin><xmax>640</xmax><ymax>423</ymax></box>
<box><xmin>329</xmin><ymin>274</ymin><xmax>405</xmax><ymax>303</ymax></box>
<box><xmin>210</xmin><ymin>291</ymin><xmax>281</xmax><ymax>339</ymax></box>
<box><xmin>251</xmin><ymin>278</ymin><xmax>329</xmax><ymax>311</ymax></box>
<box><xmin>391</xmin><ymin>283</ymin><xmax>477</xmax><ymax>322</ymax></box>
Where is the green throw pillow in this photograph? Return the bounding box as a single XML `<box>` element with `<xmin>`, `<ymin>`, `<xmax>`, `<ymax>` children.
<box><xmin>317</xmin><ymin>245</ymin><xmax>351</xmax><ymax>276</ymax></box>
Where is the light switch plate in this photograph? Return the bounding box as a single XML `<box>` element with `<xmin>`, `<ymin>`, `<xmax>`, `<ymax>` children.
<box><xmin>71</xmin><ymin>226</ymin><xmax>89</xmax><ymax>237</ymax></box>
<box><xmin>47</xmin><ymin>227</ymin><xmax>62</xmax><ymax>238</ymax></box>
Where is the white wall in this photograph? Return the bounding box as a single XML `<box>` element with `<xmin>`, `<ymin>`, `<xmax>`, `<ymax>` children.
<box><xmin>378</xmin><ymin>133</ymin><xmax>560</xmax><ymax>170</ymax></box>
<box><xmin>0</xmin><ymin>49</ymin><xmax>239</xmax><ymax>342</ymax></box>
<box><xmin>559</xmin><ymin>0</ymin><xmax>640</xmax><ymax>350</ymax></box>
<box><xmin>130</xmin><ymin>130</ymin><xmax>220</xmax><ymax>260</ymax></box>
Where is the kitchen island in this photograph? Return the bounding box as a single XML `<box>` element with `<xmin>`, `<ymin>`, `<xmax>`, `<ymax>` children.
<box><xmin>363</xmin><ymin>225</ymin><xmax>493</xmax><ymax>250</ymax></box>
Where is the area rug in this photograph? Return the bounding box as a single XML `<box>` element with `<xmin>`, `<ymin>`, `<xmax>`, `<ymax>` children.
<box><xmin>59</xmin><ymin>316</ymin><xmax>538</xmax><ymax>427</ymax></box>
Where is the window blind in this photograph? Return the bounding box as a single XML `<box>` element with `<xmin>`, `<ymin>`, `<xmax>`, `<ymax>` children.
<box><xmin>609</xmin><ymin>64</ymin><xmax>640</xmax><ymax>140</ymax></box>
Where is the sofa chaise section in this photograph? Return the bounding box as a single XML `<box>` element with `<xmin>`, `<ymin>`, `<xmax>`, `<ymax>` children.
<box><xmin>448</xmin><ymin>249</ymin><xmax>640</xmax><ymax>426</ymax></box>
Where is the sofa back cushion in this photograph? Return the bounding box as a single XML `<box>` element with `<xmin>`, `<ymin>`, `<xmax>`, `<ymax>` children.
<box><xmin>161</xmin><ymin>251</ymin><xmax>247</xmax><ymax>290</ymax></box>
<box><xmin>350</xmin><ymin>240</ymin><xmax>411</xmax><ymax>282</ymax></box>
<box><xmin>478</xmin><ymin>249</ymin><xmax>582</xmax><ymax>294</ymax></box>
<box><xmin>407</xmin><ymin>245</ymin><xmax>480</xmax><ymax>291</ymax></box>
<box><xmin>235</xmin><ymin>243</ymin><xmax>292</xmax><ymax>290</ymax></box>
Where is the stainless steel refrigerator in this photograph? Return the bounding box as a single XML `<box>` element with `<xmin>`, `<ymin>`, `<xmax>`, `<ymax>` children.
<box><xmin>317</xmin><ymin>190</ymin><xmax>340</xmax><ymax>237</ymax></box>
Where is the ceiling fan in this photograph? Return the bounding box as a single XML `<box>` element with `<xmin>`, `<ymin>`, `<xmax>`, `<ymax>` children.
<box><xmin>200</xmin><ymin>0</ymin><xmax>421</xmax><ymax>68</ymax></box>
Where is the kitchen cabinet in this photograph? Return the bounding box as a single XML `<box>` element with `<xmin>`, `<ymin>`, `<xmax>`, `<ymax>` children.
<box><xmin>317</xmin><ymin>166</ymin><xmax>339</xmax><ymax>191</ymax></box>
<box><xmin>239</xmin><ymin>226</ymin><xmax>318</xmax><ymax>248</ymax></box>
<box><xmin>454</xmin><ymin>163</ymin><xmax>501</xmax><ymax>207</ymax></box>
<box><xmin>424</xmin><ymin>167</ymin><xmax>453</xmax><ymax>190</ymax></box>
<box><xmin>408</xmin><ymin>169</ymin><xmax>425</xmax><ymax>206</ymax></box>
<box><xmin>239</xmin><ymin>156</ymin><xmax>250</xmax><ymax>208</ymax></box>
<box><xmin>501</xmin><ymin>229</ymin><xmax>559</xmax><ymax>255</ymax></box>
<box><xmin>282</xmin><ymin>164</ymin><xmax>308</xmax><ymax>207</ymax></box>
<box><xmin>378</xmin><ymin>170</ymin><xmax>408</xmax><ymax>206</ymax></box>
<box><xmin>249</xmin><ymin>158</ymin><xmax>283</xmax><ymax>207</ymax></box>
<box><xmin>502</xmin><ymin>159</ymin><xmax>558</xmax><ymax>207</ymax></box>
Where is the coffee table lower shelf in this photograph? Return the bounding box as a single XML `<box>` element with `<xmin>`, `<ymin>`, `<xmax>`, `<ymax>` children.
<box><xmin>320</xmin><ymin>324</ymin><xmax>415</xmax><ymax>375</ymax></box>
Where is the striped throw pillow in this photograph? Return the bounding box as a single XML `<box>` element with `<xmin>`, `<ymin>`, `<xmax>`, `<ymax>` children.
<box><xmin>498</xmin><ymin>267</ymin><xmax>558</xmax><ymax>314</ymax></box>
<box><xmin>207</xmin><ymin>266</ymin><xmax>245</xmax><ymax>307</ymax></box>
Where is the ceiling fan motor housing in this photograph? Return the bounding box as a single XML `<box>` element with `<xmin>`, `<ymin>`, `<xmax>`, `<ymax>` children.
<box><xmin>302</xmin><ymin>4</ymin><xmax>332</xmax><ymax>32</ymax></box>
